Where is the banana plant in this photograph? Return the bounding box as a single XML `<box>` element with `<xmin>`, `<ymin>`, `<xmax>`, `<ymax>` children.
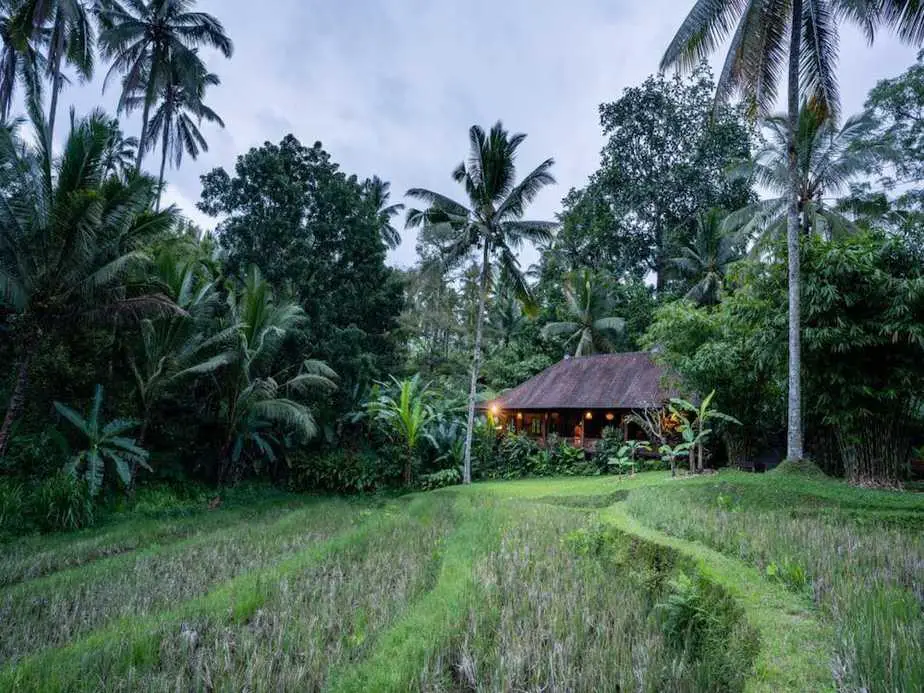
<box><xmin>54</xmin><ymin>385</ymin><xmax>151</xmax><ymax>497</ymax></box>
<box><xmin>658</xmin><ymin>442</ymin><xmax>693</xmax><ymax>478</ymax></box>
<box><xmin>670</xmin><ymin>390</ymin><xmax>741</xmax><ymax>473</ymax></box>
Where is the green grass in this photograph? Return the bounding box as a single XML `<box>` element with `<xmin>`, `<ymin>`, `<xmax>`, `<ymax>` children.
<box><xmin>624</xmin><ymin>476</ymin><xmax>924</xmax><ymax>692</ymax></box>
<box><xmin>0</xmin><ymin>486</ymin><xmax>308</xmax><ymax>588</ymax></box>
<box><xmin>0</xmin><ymin>497</ymin><xmax>363</xmax><ymax>664</ymax></box>
<box><xmin>1</xmin><ymin>470</ymin><xmax>920</xmax><ymax>692</ymax></box>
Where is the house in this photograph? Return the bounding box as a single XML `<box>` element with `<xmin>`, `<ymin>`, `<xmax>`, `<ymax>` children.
<box><xmin>479</xmin><ymin>352</ymin><xmax>674</xmax><ymax>450</ymax></box>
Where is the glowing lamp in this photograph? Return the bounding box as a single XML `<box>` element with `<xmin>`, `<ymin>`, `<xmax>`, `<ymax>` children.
<box><xmin>605</xmin><ymin>412</ymin><xmax>615</xmax><ymax>421</ymax></box>
<box><xmin>585</xmin><ymin>411</ymin><xmax>593</xmax><ymax>420</ymax></box>
<box><xmin>516</xmin><ymin>412</ymin><xmax>523</xmax><ymax>419</ymax></box>
<box><xmin>490</xmin><ymin>404</ymin><xmax>499</xmax><ymax>416</ymax></box>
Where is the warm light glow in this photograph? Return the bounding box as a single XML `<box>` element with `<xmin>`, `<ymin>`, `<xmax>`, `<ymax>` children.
<box><xmin>516</xmin><ymin>412</ymin><xmax>523</xmax><ymax>419</ymax></box>
<box><xmin>490</xmin><ymin>404</ymin><xmax>499</xmax><ymax>416</ymax></box>
<box><xmin>585</xmin><ymin>411</ymin><xmax>593</xmax><ymax>420</ymax></box>
<box><xmin>605</xmin><ymin>412</ymin><xmax>615</xmax><ymax>421</ymax></box>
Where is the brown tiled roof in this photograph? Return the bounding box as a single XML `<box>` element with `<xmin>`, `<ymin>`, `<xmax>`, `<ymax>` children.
<box><xmin>485</xmin><ymin>352</ymin><xmax>673</xmax><ymax>410</ymax></box>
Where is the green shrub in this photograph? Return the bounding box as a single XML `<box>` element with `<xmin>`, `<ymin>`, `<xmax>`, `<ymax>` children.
<box><xmin>31</xmin><ymin>470</ymin><xmax>95</xmax><ymax>531</ymax></box>
<box><xmin>764</xmin><ymin>558</ymin><xmax>810</xmax><ymax>592</ymax></box>
<box><xmin>657</xmin><ymin>571</ymin><xmax>718</xmax><ymax>652</ymax></box>
<box><xmin>551</xmin><ymin>441</ymin><xmax>596</xmax><ymax>475</ymax></box>
<box><xmin>473</xmin><ymin>432</ymin><xmax>600</xmax><ymax>479</ymax></box>
<box><xmin>419</xmin><ymin>468</ymin><xmax>461</xmax><ymax>490</ymax></box>
<box><xmin>3</xmin><ymin>428</ymin><xmax>69</xmax><ymax>478</ymax></box>
<box><xmin>290</xmin><ymin>448</ymin><xmax>392</xmax><ymax>493</ymax></box>
<box><xmin>594</xmin><ymin>425</ymin><xmax>624</xmax><ymax>466</ymax></box>
<box><xmin>656</xmin><ymin>569</ymin><xmax>759</xmax><ymax>690</ymax></box>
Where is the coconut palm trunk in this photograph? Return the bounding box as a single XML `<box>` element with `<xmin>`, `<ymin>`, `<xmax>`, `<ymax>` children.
<box><xmin>47</xmin><ymin>63</ymin><xmax>62</xmax><ymax>142</ymax></box>
<box><xmin>786</xmin><ymin>0</ymin><xmax>804</xmax><ymax>461</ymax></box>
<box><xmin>157</xmin><ymin>130</ymin><xmax>168</xmax><ymax>210</ymax></box>
<box><xmin>135</xmin><ymin>97</ymin><xmax>152</xmax><ymax>172</ymax></box>
<box><xmin>461</xmin><ymin>241</ymin><xmax>491</xmax><ymax>484</ymax></box>
<box><xmin>0</xmin><ymin>351</ymin><xmax>32</xmax><ymax>459</ymax></box>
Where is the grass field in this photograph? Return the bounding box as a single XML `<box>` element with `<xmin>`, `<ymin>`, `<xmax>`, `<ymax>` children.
<box><xmin>0</xmin><ymin>471</ymin><xmax>921</xmax><ymax>692</ymax></box>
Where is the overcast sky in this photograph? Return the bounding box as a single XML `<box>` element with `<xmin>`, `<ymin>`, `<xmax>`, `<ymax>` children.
<box><xmin>58</xmin><ymin>0</ymin><xmax>919</xmax><ymax>268</ymax></box>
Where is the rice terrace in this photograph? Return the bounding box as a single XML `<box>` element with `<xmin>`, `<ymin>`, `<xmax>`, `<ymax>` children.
<box><xmin>3</xmin><ymin>0</ymin><xmax>924</xmax><ymax>691</ymax></box>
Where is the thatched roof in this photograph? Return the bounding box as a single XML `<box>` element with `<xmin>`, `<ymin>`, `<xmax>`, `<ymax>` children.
<box><xmin>485</xmin><ymin>352</ymin><xmax>672</xmax><ymax>411</ymax></box>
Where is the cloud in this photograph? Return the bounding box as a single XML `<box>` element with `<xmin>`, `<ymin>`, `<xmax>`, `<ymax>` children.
<box><xmin>53</xmin><ymin>0</ymin><xmax>920</xmax><ymax>270</ymax></box>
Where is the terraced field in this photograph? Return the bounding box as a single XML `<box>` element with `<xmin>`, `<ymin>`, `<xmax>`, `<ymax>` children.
<box><xmin>1</xmin><ymin>472</ymin><xmax>921</xmax><ymax>692</ymax></box>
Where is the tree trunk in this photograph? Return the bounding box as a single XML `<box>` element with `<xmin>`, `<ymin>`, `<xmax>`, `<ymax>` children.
<box><xmin>47</xmin><ymin>65</ymin><xmax>62</xmax><ymax>147</ymax></box>
<box><xmin>785</xmin><ymin>0</ymin><xmax>804</xmax><ymax>461</ymax></box>
<box><xmin>136</xmin><ymin>97</ymin><xmax>153</xmax><ymax>172</ymax></box>
<box><xmin>0</xmin><ymin>351</ymin><xmax>33</xmax><ymax>459</ymax></box>
<box><xmin>156</xmin><ymin>133</ymin><xmax>168</xmax><ymax>211</ymax></box>
<box><xmin>461</xmin><ymin>242</ymin><xmax>491</xmax><ymax>484</ymax></box>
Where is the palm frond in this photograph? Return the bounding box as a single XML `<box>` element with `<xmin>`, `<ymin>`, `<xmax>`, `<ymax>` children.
<box><xmin>661</xmin><ymin>0</ymin><xmax>745</xmax><ymax>73</ymax></box>
<box><xmin>801</xmin><ymin>0</ymin><xmax>841</xmax><ymax>119</ymax></box>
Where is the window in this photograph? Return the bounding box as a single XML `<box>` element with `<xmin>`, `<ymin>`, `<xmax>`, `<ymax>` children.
<box><xmin>530</xmin><ymin>417</ymin><xmax>542</xmax><ymax>435</ymax></box>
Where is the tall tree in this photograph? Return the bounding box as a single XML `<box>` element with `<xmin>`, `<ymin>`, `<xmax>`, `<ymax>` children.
<box><xmin>559</xmin><ymin>65</ymin><xmax>753</xmax><ymax>289</ymax></box>
<box><xmin>100</xmin><ymin>115</ymin><xmax>137</xmax><ymax>179</ymax></box>
<box><xmin>95</xmin><ymin>0</ymin><xmax>232</xmax><ymax>171</ymax></box>
<box><xmin>542</xmin><ymin>270</ymin><xmax>625</xmax><ymax>356</ymax></box>
<box><xmin>0</xmin><ymin>106</ymin><xmax>178</xmax><ymax>458</ymax></box>
<box><xmin>0</xmin><ymin>0</ymin><xmax>44</xmax><ymax>120</ymax></box>
<box><xmin>367</xmin><ymin>175</ymin><xmax>404</xmax><ymax>250</ymax></box>
<box><xmin>662</xmin><ymin>0</ymin><xmax>924</xmax><ymax>460</ymax></box>
<box><xmin>728</xmin><ymin>102</ymin><xmax>885</xmax><ymax>243</ymax></box>
<box><xmin>855</xmin><ymin>50</ymin><xmax>924</xmax><ymax>238</ymax></box>
<box><xmin>131</xmin><ymin>60</ymin><xmax>223</xmax><ymax>208</ymax></box>
<box><xmin>24</xmin><ymin>0</ymin><xmax>95</xmax><ymax>140</ymax></box>
<box><xmin>406</xmin><ymin>121</ymin><xmax>556</xmax><ymax>484</ymax></box>
<box><xmin>199</xmin><ymin>135</ymin><xmax>404</xmax><ymax>391</ymax></box>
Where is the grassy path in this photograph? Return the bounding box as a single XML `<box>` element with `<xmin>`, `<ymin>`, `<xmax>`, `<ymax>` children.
<box><xmin>600</xmin><ymin>501</ymin><xmax>834</xmax><ymax>693</ymax></box>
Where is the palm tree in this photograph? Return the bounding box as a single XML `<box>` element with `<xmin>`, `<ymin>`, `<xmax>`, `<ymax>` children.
<box><xmin>406</xmin><ymin>121</ymin><xmax>556</xmax><ymax>483</ymax></box>
<box><xmin>95</xmin><ymin>0</ymin><xmax>233</xmax><ymax>171</ymax></box>
<box><xmin>128</xmin><ymin>246</ymin><xmax>237</xmax><ymax>445</ymax></box>
<box><xmin>0</xmin><ymin>0</ymin><xmax>45</xmax><ymax>120</ymax></box>
<box><xmin>100</xmin><ymin>116</ymin><xmax>138</xmax><ymax>179</ymax></box>
<box><xmin>367</xmin><ymin>175</ymin><xmax>404</xmax><ymax>250</ymax></box>
<box><xmin>370</xmin><ymin>375</ymin><xmax>436</xmax><ymax>485</ymax></box>
<box><xmin>671</xmin><ymin>209</ymin><xmax>743</xmax><ymax>305</ymax></box>
<box><xmin>0</xmin><ymin>104</ymin><xmax>179</xmax><ymax>458</ymax></box>
<box><xmin>21</xmin><ymin>0</ymin><xmax>95</xmax><ymax>140</ymax></box>
<box><xmin>727</xmin><ymin>102</ymin><xmax>885</xmax><ymax>244</ymax></box>
<box><xmin>131</xmin><ymin>60</ymin><xmax>222</xmax><ymax>209</ymax></box>
<box><xmin>542</xmin><ymin>270</ymin><xmax>625</xmax><ymax>356</ymax></box>
<box><xmin>219</xmin><ymin>267</ymin><xmax>336</xmax><ymax>481</ymax></box>
<box><xmin>662</xmin><ymin>0</ymin><xmax>924</xmax><ymax>460</ymax></box>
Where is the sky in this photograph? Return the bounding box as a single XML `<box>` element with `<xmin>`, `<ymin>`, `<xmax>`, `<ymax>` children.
<box><xmin>56</xmin><ymin>0</ymin><xmax>920</xmax><ymax>269</ymax></box>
